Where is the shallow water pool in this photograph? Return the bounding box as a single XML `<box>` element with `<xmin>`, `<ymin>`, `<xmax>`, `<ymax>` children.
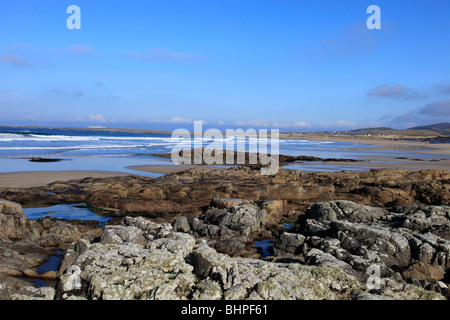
<box><xmin>23</xmin><ymin>203</ymin><xmax>111</xmax><ymax>225</ymax></box>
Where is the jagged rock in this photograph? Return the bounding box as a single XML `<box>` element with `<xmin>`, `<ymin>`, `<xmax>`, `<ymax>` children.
<box><xmin>2</xmin><ymin>169</ymin><xmax>449</xmax><ymax>222</ymax></box>
<box><xmin>390</xmin><ymin>204</ymin><xmax>450</xmax><ymax>232</ymax></box>
<box><xmin>330</xmin><ymin>220</ymin><xmax>411</xmax><ymax>267</ymax></box>
<box><xmin>214</xmin><ymin>239</ymin><xmax>246</xmax><ymax>256</ymax></box>
<box><xmin>100</xmin><ymin>225</ymin><xmax>147</xmax><ymax>246</ymax></box>
<box><xmin>272</xmin><ymin>200</ymin><xmax>450</xmax><ymax>297</ymax></box>
<box><xmin>0</xmin><ymin>199</ymin><xmax>111</xmax><ymax>299</ymax></box>
<box><xmin>54</xmin><ymin>220</ymin><xmax>445</xmax><ymax>300</ymax></box>
<box><xmin>188</xmin><ymin>205</ymin><xmax>266</xmax><ymax>242</ymax></box>
<box><xmin>209</xmin><ymin>198</ymin><xmax>255</xmax><ymax>209</ymax></box>
<box><xmin>172</xmin><ymin>216</ymin><xmax>190</xmax><ymax>233</ymax></box>
<box><xmin>306</xmin><ymin>200</ymin><xmax>387</xmax><ymax>223</ymax></box>
<box><xmin>0</xmin><ymin>272</ymin><xmax>55</xmax><ymax>300</ymax></box>
<box><xmin>305</xmin><ymin>248</ymin><xmax>353</xmax><ymax>270</ymax></box>
<box><xmin>257</xmin><ymin>200</ymin><xmax>284</xmax><ymax>224</ymax></box>
<box><xmin>124</xmin><ymin>216</ymin><xmax>173</xmax><ymax>237</ymax></box>
<box><xmin>402</xmin><ymin>262</ymin><xmax>445</xmax><ymax>282</ymax></box>
<box><xmin>273</xmin><ymin>232</ymin><xmax>305</xmax><ymax>255</ymax></box>
<box><xmin>0</xmin><ymin>199</ymin><xmax>32</xmax><ymax>240</ymax></box>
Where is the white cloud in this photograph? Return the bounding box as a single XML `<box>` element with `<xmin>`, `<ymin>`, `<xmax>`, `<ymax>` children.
<box><xmin>88</xmin><ymin>114</ymin><xmax>107</xmax><ymax>122</ymax></box>
<box><xmin>292</xmin><ymin>121</ymin><xmax>311</xmax><ymax>128</ymax></box>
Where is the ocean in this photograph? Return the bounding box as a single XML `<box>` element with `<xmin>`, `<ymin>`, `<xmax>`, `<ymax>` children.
<box><xmin>0</xmin><ymin>126</ymin><xmax>440</xmax><ymax>174</ymax></box>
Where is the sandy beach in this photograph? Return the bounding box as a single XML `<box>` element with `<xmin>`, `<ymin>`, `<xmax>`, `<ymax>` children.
<box><xmin>0</xmin><ymin>170</ymin><xmax>131</xmax><ymax>188</ymax></box>
<box><xmin>285</xmin><ymin>158</ymin><xmax>450</xmax><ymax>171</ymax></box>
<box><xmin>126</xmin><ymin>164</ymin><xmax>228</xmax><ymax>174</ymax></box>
<box><xmin>0</xmin><ymin>165</ymin><xmax>227</xmax><ymax>188</ymax></box>
<box><xmin>280</xmin><ymin>133</ymin><xmax>450</xmax><ymax>155</ymax></box>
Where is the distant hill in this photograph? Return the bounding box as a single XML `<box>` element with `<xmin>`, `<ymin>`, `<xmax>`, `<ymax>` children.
<box><xmin>344</xmin><ymin>123</ymin><xmax>450</xmax><ymax>136</ymax></box>
<box><xmin>407</xmin><ymin>123</ymin><xmax>450</xmax><ymax>135</ymax></box>
<box><xmin>347</xmin><ymin>127</ymin><xmax>396</xmax><ymax>135</ymax></box>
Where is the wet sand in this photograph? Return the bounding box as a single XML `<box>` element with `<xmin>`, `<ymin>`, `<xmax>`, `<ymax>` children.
<box><xmin>1</xmin><ymin>155</ymin><xmax>448</xmax><ymax>189</ymax></box>
<box><xmin>0</xmin><ymin>171</ymin><xmax>131</xmax><ymax>188</ymax></box>
<box><xmin>0</xmin><ymin>165</ymin><xmax>225</xmax><ymax>188</ymax></box>
<box><xmin>281</xmin><ymin>133</ymin><xmax>450</xmax><ymax>155</ymax></box>
<box><xmin>127</xmin><ymin>164</ymin><xmax>228</xmax><ymax>174</ymax></box>
<box><xmin>287</xmin><ymin>158</ymin><xmax>450</xmax><ymax>171</ymax></box>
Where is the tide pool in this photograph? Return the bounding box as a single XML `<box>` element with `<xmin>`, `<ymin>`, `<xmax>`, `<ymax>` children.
<box><xmin>23</xmin><ymin>203</ymin><xmax>111</xmax><ymax>225</ymax></box>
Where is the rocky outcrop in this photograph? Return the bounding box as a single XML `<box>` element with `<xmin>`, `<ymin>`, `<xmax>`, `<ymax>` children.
<box><xmin>1</xmin><ymin>167</ymin><xmax>449</xmax><ymax>300</ymax></box>
<box><xmin>273</xmin><ymin>200</ymin><xmax>450</xmax><ymax>298</ymax></box>
<box><xmin>171</xmin><ymin>199</ymin><xmax>267</xmax><ymax>257</ymax></box>
<box><xmin>0</xmin><ymin>199</ymin><xmax>32</xmax><ymax>240</ymax></box>
<box><xmin>0</xmin><ymin>199</ymin><xmax>104</xmax><ymax>299</ymax></box>
<box><xmin>150</xmin><ymin>148</ymin><xmax>360</xmax><ymax>166</ymax></box>
<box><xmin>0</xmin><ymin>272</ymin><xmax>54</xmax><ymax>300</ymax></box>
<box><xmin>1</xmin><ymin>168</ymin><xmax>448</xmax><ymax>219</ymax></box>
<box><xmin>187</xmin><ymin>203</ymin><xmax>266</xmax><ymax>241</ymax></box>
<box><xmin>55</xmin><ymin>216</ymin><xmax>444</xmax><ymax>300</ymax></box>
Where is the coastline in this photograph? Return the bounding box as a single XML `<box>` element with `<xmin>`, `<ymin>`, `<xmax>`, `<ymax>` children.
<box><xmin>0</xmin><ymin>133</ymin><xmax>449</xmax><ymax>189</ymax></box>
<box><xmin>280</xmin><ymin>133</ymin><xmax>450</xmax><ymax>155</ymax></box>
<box><xmin>1</xmin><ymin>153</ymin><xmax>448</xmax><ymax>189</ymax></box>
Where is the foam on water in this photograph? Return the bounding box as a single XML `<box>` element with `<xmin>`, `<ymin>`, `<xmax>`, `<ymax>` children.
<box><xmin>0</xmin><ymin>126</ymin><xmax>405</xmax><ymax>173</ymax></box>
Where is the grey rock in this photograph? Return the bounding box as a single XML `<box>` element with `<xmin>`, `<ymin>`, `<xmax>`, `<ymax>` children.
<box><xmin>124</xmin><ymin>216</ymin><xmax>173</xmax><ymax>238</ymax></box>
<box><xmin>209</xmin><ymin>198</ymin><xmax>256</xmax><ymax>210</ymax></box>
<box><xmin>273</xmin><ymin>200</ymin><xmax>450</xmax><ymax>297</ymax></box>
<box><xmin>188</xmin><ymin>205</ymin><xmax>266</xmax><ymax>242</ymax></box>
<box><xmin>0</xmin><ymin>199</ymin><xmax>31</xmax><ymax>240</ymax></box>
<box><xmin>306</xmin><ymin>200</ymin><xmax>387</xmax><ymax>223</ymax></box>
<box><xmin>173</xmin><ymin>216</ymin><xmax>190</xmax><ymax>233</ymax></box>
<box><xmin>273</xmin><ymin>232</ymin><xmax>305</xmax><ymax>255</ymax></box>
<box><xmin>54</xmin><ymin>219</ymin><xmax>445</xmax><ymax>300</ymax></box>
<box><xmin>100</xmin><ymin>225</ymin><xmax>147</xmax><ymax>246</ymax></box>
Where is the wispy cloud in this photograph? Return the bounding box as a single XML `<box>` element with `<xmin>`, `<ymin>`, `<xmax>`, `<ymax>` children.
<box><xmin>231</xmin><ymin>120</ymin><xmax>313</xmax><ymax>129</ymax></box>
<box><xmin>73</xmin><ymin>90</ymin><xmax>84</xmax><ymax>97</ymax></box>
<box><xmin>0</xmin><ymin>53</ymin><xmax>31</xmax><ymax>67</ymax></box>
<box><xmin>0</xmin><ymin>91</ymin><xmax>33</xmax><ymax>102</ymax></box>
<box><xmin>385</xmin><ymin>99</ymin><xmax>450</xmax><ymax>129</ymax></box>
<box><xmin>419</xmin><ymin>99</ymin><xmax>450</xmax><ymax>117</ymax></box>
<box><xmin>149</xmin><ymin>117</ymin><xmax>193</xmax><ymax>123</ymax></box>
<box><xmin>64</xmin><ymin>45</ymin><xmax>96</xmax><ymax>54</ymax></box>
<box><xmin>66</xmin><ymin>114</ymin><xmax>107</xmax><ymax>123</ymax></box>
<box><xmin>367</xmin><ymin>83</ymin><xmax>426</xmax><ymax>100</ymax></box>
<box><xmin>272</xmin><ymin>121</ymin><xmax>312</xmax><ymax>128</ymax></box>
<box><xmin>302</xmin><ymin>21</ymin><xmax>397</xmax><ymax>59</ymax></box>
<box><xmin>434</xmin><ymin>82</ymin><xmax>450</xmax><ymax>95</ymax></box>
<box><xmin>52</xmin><ymin>89</ymin><xmax>85</xmax><ymax>97</ymax></box>
<box><xmin>126</xmin><ymin>48</ymin><xmax>204</xmax><ymax>61</ymax></box>
<box><xmin>8</xmin><ymin>42</ymin><xmax>34</xmax><ymax>50</ymax></box>
<box><xmin>314</xmin><ymin>120</ymin><xmax>359</xmax><ymax>130</ymax></box>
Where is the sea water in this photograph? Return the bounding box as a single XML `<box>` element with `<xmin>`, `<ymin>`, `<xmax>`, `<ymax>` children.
<box><xmin>23</xmin><ymin>203</ymin><xmax>111</xmax><ymax>225</ymax></box>
<box><xmin>0</xmin><ymin>126</ymin><xmax>444</xmax><ymax>173</ymax></box>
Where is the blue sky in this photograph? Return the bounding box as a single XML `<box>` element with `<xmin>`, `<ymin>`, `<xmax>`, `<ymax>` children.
<box><xmin>1</xmin><ymin>0</ymin><xmax>449</xmax><ymax>131</ymax></box>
